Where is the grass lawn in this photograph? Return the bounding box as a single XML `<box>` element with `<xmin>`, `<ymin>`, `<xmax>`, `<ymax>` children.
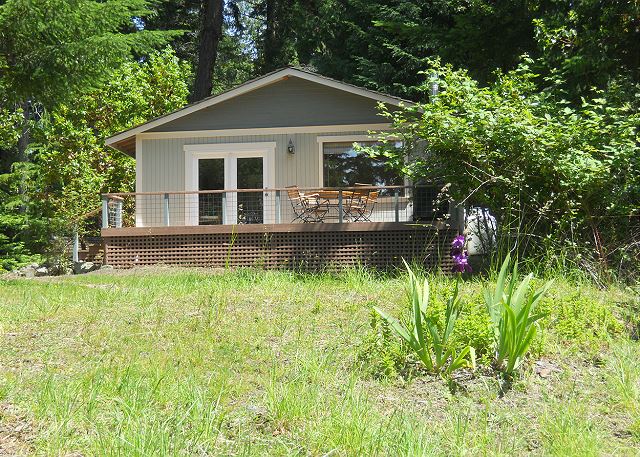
<box><xmin>0</xmin><ymin>267</ymin><xmax>638</xmax><ymax>455</ymax></box>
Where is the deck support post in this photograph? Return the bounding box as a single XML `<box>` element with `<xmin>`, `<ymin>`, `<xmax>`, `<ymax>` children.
<box><xmin>394</xmin><ymin>189</ymin><xmax>400</xmax><ymax>222</ymax></box>
<box><xmin>101</xmin><ymin>196</ymin><xmax>109</xmax><ymax>228</ymax></box>
<box><xmin>448</xmin><ymin>202</ymin><xmax>466</xmax><ymax>234</ymax></box>
<box><xmin>275</xmin><ymin>190</ymin><xmax>281</xmax><ymax>224</ymax></box>
<box><xmin>72</xmin><ymin>227</ymin><xmax>79</xmax><ymax>263</ymax></box>
<box><xmin>163</xmin><ymin>193</ymin><xmax>170</xmax><ymax>226</ymax></box>
<box><xmin>338</xmin><ymin>190</ymin><xmax>343</xmax><ymax>224</ymax></box>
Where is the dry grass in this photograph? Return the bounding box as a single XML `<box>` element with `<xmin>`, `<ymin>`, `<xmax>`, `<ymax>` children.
<box><xmin>0</xmin><ymin>267</ymin><xmax>638</xmax><ymax>455</ymax></box>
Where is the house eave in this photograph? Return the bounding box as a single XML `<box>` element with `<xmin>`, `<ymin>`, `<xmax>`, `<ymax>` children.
<box><xmin>108</xmin><ymin>136</ymin><xmax>137</xmax><ymax>157</ymax></box>
<box><xmin>107</xmin><ymin>123</ymin><xmax>393</xmax><ymax>158</ymax></box>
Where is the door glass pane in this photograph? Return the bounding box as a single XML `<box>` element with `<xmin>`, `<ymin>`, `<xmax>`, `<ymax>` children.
<box><xmin>198</xmin><ymin>158</ymin><xmax>224</xmax><ymax>225</ymax></box>
<box><xmin>237</xmin><ymin>157</ymin><xmax>263</xmax><ymax>224</ymax></box>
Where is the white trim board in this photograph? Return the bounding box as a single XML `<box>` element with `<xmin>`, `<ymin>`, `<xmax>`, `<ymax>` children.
<box><xmin>135</xmin><ymin>136</ymin><xmax>143</xmax><ymax>227</ymax></box>
<box><xmin>183</xmin><ymin>142</ymin><xmax>277</xmax><ymax>225</ymax></box>
<box><xmin>106</xmin><ymin>67</ymin><xmax>412</xmax><ymax>146</ymax></box>
<box><xmin>139</xmin><ymin>123</ymin><xmax>391</xmax><ymax>140</ymax></box>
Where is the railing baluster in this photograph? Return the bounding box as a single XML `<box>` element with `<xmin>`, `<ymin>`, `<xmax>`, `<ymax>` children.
<box><xmin>102</xmin><ymin>196</ymin><xmax>109</xmax><ymax>228</ymax></box>
<box><xmin>222</xmin><ymin>192</ymin><xmax>226</xmax><ymax>225</ymax></box>
<box><xmin>394</xmin><ymin>188</ymin><xmax>400</xmax><ymax>222</ymax></box>
<box><xmin>163</xmin><ymin>193</ymin><xmax>170</xmax><ymax>226</ymax></box>
<box><xmin>100</xmin><ymin>186</ymin><xmax>413</xmax><ymax>229</ymax></box>
<box><xmin>115</xmin><ymin>199</ymin><xmax>123</xmax><ymax>228</ymax></box>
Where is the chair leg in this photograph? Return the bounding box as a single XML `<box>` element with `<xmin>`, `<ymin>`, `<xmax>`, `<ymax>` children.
<box><xmin>349</xmin><ymin>210</ymin><xmax>363</xmax><ymax>222</ymax></box>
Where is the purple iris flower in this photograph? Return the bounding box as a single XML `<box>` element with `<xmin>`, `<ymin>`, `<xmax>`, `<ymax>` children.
<box><xmin>451</xmin><ymin>235</ymin><xmax>472</xmax><ymax>273</ymax></box>
<box><xmin>452</xmin><ymin>253</ymin><xmax>472</xmax><ymax>273</ymax></box>
<box><xmin>451</xmin><ymin>235</ymin><xmax>465</xmax><ymax>256</ymax></box>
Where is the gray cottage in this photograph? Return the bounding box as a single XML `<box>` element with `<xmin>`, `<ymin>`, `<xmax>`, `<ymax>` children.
<box><xmin>102</xmin><ymin>67</ymin><xmax>456</xmax><ymax>269</ymax></box>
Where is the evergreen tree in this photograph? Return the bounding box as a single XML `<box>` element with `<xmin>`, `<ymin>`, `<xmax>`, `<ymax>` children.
<box><xmin>191</xmin><ymin>0</ymin><xmax>224</xmax><ymax>101</ymax></box>
<box><xmin>0</xmin><ymin>0</ymin><xmax>180</xmax><ymax>157</ymax></box>
<box><xmin>0</xmin><ymin>0</ymin><xmax>179</xmax><ymax>108</ymax></box>
<box><xmin>0</xmin><ymin>0</ymin><xmax>181</xmax><ymax>269</ymax></box>
<box><xmin>146</xmin><ymin>0</ymin><xmax>257</xmax><ymax>97</ymax></box>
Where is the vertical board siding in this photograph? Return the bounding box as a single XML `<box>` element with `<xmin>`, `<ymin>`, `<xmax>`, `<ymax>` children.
<box><xmin>137</xmin><ymin>131</ymin><xmax>371</xmax><ymax>227</ymax></box>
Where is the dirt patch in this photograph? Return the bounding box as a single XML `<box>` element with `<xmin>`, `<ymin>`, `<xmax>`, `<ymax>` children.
<box><xmin>0</xmin><ymin>402</ymin><xmax>34</xmax><ymax>456</ymax></box>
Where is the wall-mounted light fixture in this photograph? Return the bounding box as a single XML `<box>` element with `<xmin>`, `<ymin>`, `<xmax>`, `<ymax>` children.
<box><xmin>287</xmin><ymin>138</ymin><xmax>295</xmax><ymax>154</ymax></box>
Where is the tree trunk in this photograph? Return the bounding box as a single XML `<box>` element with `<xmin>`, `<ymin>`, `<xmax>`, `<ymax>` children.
<box><xmin>263</xmin><ymin>0</ymin><xmax>278</xmax><ymax>72</ymax></box>
<box><xmin>16</xmin><ymin>100</ymin><xmax>30</xmax><ymax>200</ymax></box>
<box><xmin>17</xmin><ymin>100</ymin><xmax>30</xmax><ymax>163</ymax></box>
<box><xmin>190</xmin><ymin>0</ymin><xmax>224</xmax><ymax>103</ymax></box>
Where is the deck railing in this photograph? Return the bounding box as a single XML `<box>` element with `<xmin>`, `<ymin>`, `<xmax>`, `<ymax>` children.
<box><xmin>101</xmin><ymin>185</ymin><xmax>450</xmax><ymax>229</ymax></box>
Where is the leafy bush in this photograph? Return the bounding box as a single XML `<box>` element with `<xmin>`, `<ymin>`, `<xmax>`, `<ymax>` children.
<box><xmin>424</xmin><ymin>281</ymin><xmax>494</xmax><ymax>363</ymax></box>
<box><xmin>446</xmin><ymin>296</ymin><xmax>494</xmax><ymax>363</ymax></box>
<box><xmin>0</xmin><ymin>48</ymin><xmax>191</xmax><ymax>268</ymax></box>
<box><xmin>373</xmin><ymin>59</ymin><xmax>640</xmax><ymax>279</ymax></box>
<box><xmin>484</xmin><ymin>254</ymin><xmax>552</xmax><ymax>375</ymax></box>
<box><xmin>374</xmin><ymin>262</ymin><xmax>475</xmax><ymax>375</ymax></box>
<box><xmin>539</xmin><ymin>292</ymin><xmax>624</xmax><ymax>349</ymax></box>
<box><xmin>357</xmin><ymin>309</ymin><xmax>409</xmax><ymax>379</ymax></box>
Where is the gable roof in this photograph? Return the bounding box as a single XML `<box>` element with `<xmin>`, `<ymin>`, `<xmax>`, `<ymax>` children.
<box><xmin>105</xmin><ymin>67</ymin><xmax>413</xmax><ymax>156</ymax></box>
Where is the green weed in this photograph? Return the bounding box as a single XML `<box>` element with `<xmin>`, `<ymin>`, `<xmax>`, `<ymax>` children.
<box><xmin>374</xmin><ymin>261</ymin><xmax>475</xmax><ymax>376</ymax></box>
<box><xmin>484</xmin><ymin>254</ymin><xmax>552</xmax><ymax>375</ymax></box>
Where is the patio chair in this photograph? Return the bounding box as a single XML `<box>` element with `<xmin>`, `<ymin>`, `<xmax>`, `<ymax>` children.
<box><xmin>347</xmin><ymin>185</ymin><xmax>378</xmax><ymax>222</ymax></box>
<box><xmin>286</xmin><ymin>186</ymin><xmax>328</xmax><ymax>223</ymax></box>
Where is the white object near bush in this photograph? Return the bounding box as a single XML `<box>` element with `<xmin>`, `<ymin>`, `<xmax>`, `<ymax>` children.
<box><xmin>466</xmin><ymin>207</ymin><xmax>497</xmax><ymax>255</ymax></box>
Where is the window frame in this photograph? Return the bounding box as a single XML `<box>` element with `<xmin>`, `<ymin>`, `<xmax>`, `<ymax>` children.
<box><xmin>316</xmin><ymin>134</ymin><xmax>408</xmax><ymax>193</ymax></box>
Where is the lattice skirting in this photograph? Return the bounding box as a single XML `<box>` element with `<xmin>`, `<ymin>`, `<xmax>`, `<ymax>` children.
<box><xmin>103</xmin><ymin>224</ymin><xmax>457</xmax><ymax>271</ymax></box>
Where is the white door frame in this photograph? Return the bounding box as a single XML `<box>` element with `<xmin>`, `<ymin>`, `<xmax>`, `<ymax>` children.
<box><xmin>184</xmin><ymin>142</ymin><xmax>276</xmax><ymax>225</ymax></box>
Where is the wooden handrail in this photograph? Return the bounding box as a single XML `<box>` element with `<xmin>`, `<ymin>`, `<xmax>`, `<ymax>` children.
<box><xmin>70</xmin><ymin>205</ymin><xmax>102</xmax><ymax>224</ymax></box>
<box><xmin>102</xmin><ymin>185</ymin><xmax>417</xmax><ymax>198</ymax></box>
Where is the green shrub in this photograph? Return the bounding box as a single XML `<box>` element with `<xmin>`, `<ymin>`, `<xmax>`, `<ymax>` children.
<box><xmin>539</xmin><ymin>292</ymin><xmax>624</xmax><ymax>348</ymax></box>
<box><xmin>448</xmin><ymin>296</ymin><xmax>494</xmax><ymax>364</ymax></box>
<box><xmin>484</xmin><ymin>254</ymin><xmax>552</xmax><ymax>375</ymax></box>
<box><xmin>426</xmin><ymin>282</ymin><xmax>494</xmax><ymax>363</ymax></box>
<box><xmin>357</xmin><ymin>309</ymin><xmax>409</xmax><ymax>379</ymax></box>
<box><xmin>373</xmin><ymin>262</ymin><xmax>475</xmax><ymax>376</ymax></box>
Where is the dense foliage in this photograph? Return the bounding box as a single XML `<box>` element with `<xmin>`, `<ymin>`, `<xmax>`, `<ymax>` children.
<box><xmin>0</xmin><ymin>49</ymin><xmax>190</xmax><ymax>270</ymax></box>
<box><xmin>0</xmin><ymin>0</ymin><xmax>179</xmax><ymax>107</ymax></box>
<box><xmin>371</xmin><ymin>59</ymin><xmax>639</xmax><ymax>277</ymax></box>
<box><xmin>0</xmin><ymin>0</ymin><xmax>638</xmax><ymax>277</ymax></box>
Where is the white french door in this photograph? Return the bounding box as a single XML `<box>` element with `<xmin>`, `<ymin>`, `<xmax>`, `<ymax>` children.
<box><xmin>184</xmin><ymin>143</ymin><xmax>276</xmax><ymax>225</ymax></box>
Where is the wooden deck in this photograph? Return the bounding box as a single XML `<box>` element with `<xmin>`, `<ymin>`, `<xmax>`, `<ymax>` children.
<box><xmin>102</xmin><ymin>222</ymin><xmax>456</xmax><ymax>271</ymax></box>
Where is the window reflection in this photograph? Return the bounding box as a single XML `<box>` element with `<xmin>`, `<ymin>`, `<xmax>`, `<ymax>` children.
<box><xmin>323</xmin><ymin>141</ymin><xmax>402</xmax><ymax>196</ymax></box>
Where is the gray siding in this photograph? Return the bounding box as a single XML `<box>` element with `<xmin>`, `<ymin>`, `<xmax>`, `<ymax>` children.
<box><xmin>136</xmin><ymin>131</ymin><xmax>373</xmax><ymax>226</ymax></box>
<box><xmin>138</xmin><ymin>131</ymin><xmax>350</xmax><ymax>191</ymax></box>
<box><xmin>148</xmin><ymin>77</ymin><xmax>395</xmax><ymax>132</ymax></box>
